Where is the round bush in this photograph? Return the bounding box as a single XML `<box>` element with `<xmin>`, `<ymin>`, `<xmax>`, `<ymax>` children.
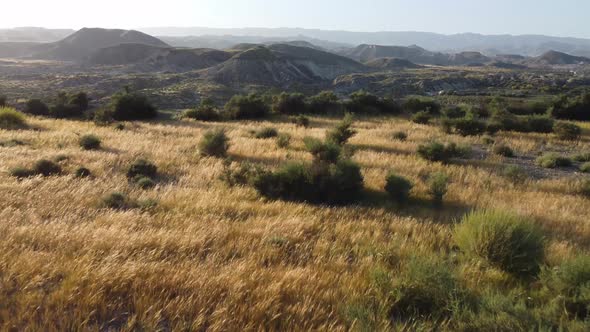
<box><xmin>0</xmin><ymin>107</ymin><xmax>27</xmax><ymax>130</ymax></box>
<box><xmin>411</xmin><ymin>111</ymin><xmax>431</xmax><ymax>124</ymax></box>
<box><xmin>502</xmin><ymin>165</ymin><xmax>528</xmax><ymax>184</ymax></box>
<box><xmin>110</xmin><ymin>92</ymin><xmax>157</xmax><ymax>121</ymax></box>
<box><xmin>102</xmin><ymin>192</ymin><xmax>129</xmax><ymax>209</ymax></box>
<box><xmin>455</xmin><ymin>210</ymin><xmax>544</xmax><ymax>277</ymax></box>
<box><xmin>79</xmin><ymin>134</ymin><xmax>101</xmax><ymax>150</ymax></box>
<box><xmin>126</xmin><ymin>159</ymin><xmax>157</xmax><ymax>179</ymax></box>
<box><xmin>554</xmin><ymin>122</ymin><xmax>581</xmax><ymax>141</ymax></box>
<box><xmin>536</xmin><ymin>153</ymin><xmax>572</xmax><ymax>168</ymax></box>
<box><xmin>291</xmin><ymin>115</ymin><xmax>310</xmax><ymax>127</ymax></box>
<box><xmin>392</xmin><ymin>131</ymin><xmax>407</xmax><ymax>141</ymax></box>
<box><xmin>385</xmin><ymin>173</ymin><xmax>413</xmax><ymax>203</ymax></box>
<box><xmin>10</xmin><ymin>167</ymin><xmax>34</xmax><ymax>179</ymax></box>
<box><xmin>493</xmin><ymin>144</ymin><xmax>514</xmax><ymax>158</ymax></box>
<box><xmin>224</xmin><ymin>94</ymin><xmax>270</xmax><ymax>119</ymax></box>
<box><xmin>24</xmin><ymin>99</ymin><xmax>50</xmax><ymax>116</ymax></box>
<box><xmin>136</xmin><ymin>176</ymin><xmax>156</xmax><ymax>189</ymax></box>
<box><xmin>255</xmin><ymin>127</ymin><xmax>278</xmax><ymax>139</ymax></box>
<box><xmin>75</xmin><ymin>167</ymin><xmax>91</xmax><ymax>178</ymax></box>
<box><xmin>272</xmin><ymin>92</ymin><xmax>307</xmax><ymax>115</ymax></box>
<box><xmin>199</xmin><ymin>129</ymin><xmax>230</xmax><ymax>158</ymax></box>
<box><xmin>32</xmin><ymin>159</ymin><xmax>61</xmax><ymax>176</ymax></box>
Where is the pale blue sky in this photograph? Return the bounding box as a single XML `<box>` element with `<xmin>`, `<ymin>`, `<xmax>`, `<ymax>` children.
<box><xmin>3</xmin><ymin>0</ymin><xmax>589</xmax><ymax>37</ymax></box>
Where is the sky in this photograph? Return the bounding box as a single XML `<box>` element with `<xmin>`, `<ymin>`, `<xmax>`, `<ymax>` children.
<box><xmin>2</xmin><ymin>0</ymin><xmax>589</xmax><ymax>38</ymax></box>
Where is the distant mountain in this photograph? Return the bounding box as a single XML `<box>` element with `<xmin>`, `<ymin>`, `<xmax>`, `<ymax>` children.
<box><xmin>365</xmin><ymin>57</ymin><xmax>421</xmax><ymax>69</ymax></box>
<box><xmin>202</xmin><ymin>44</ymin><xmax>366</xmax><ymax>86</ymax></box>
<box><xmin>0</xmin><ymin>27</ymin><xmax>74</xmax><ymax>42</ymax></box>
<box><xmin>341</xmin><ymin>44</ymin><xmax>490</xmax><ymax>66</ymax></box>
<box><xmin>140</xmin><ymin>27</ymin><xmax>590</xmax><ymax>57</ymax></box>
<box><xmin>526</xmin><ymin>50</ymin><xmax>590</xmax><ymax>66</ymax></box>
<box><xmin>32</xmin><ymin>28</ymin><xmax>169</xmax><ymax>61</ymax></box>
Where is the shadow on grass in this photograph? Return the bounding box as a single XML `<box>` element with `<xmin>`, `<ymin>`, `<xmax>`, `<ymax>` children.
<box><xmin>352</xmin><ymin>143</ymin><xmax>414</xmax><ymax>156</ymax></box>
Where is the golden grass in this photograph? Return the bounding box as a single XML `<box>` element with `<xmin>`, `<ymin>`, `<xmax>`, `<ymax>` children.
<box><xmin>0</xmin><ymin>114</ymin><xmax>589</xmax><ymax>330</ymax></box>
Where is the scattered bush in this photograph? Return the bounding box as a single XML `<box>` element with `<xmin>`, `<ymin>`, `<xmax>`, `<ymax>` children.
<box><xmin>442</xmin><ymin>105</ymin><xmax>466</xmax><ymax>119</ymax></box>
<box><xmin>126</xmin><ymin>159</ymin><xmax>157</xmax><ymax>179</ymax></box>
<box><xmin>451</xmin><ymin>117</ymin><xmax>487</xmax><ymax>136</ymax></box>
<box><xmin>307</xmin><ymin>91</ymin><xmax>342</xmax><ymax>114</ymax></box>
<box><xmin>291</xmin><ymin>114</ymin><xmax>310</xmax><ymax>127</ymax></box>
<box><xmin>493</xmin><ymin>144</ymin><xmax>514</xmax><ymax>157</ymax></box>
<box><xmin>502</xmin><ymin>165</ymin><xmax>528</xmax><ymax>184</ymax></box>
<box><xmin>199</xmin><ymin>129</ymin><xmax>229</xmax><ymax>157</ymax></box>
<box><xmin>417</xmin><ymin>141</ymin><xmax>469</xmax><ymax>163</ymax></box>
<box><xmin>136</xmin><ymin>177</ymin><xmax>156</xmax><ymax>189</ymax></box>
<box><xmin>24</xmin><ymin>99</ymin><xmax>50</xmax><ymax>116</ymax></box>
<box><xmin>220</xmin><ymin>160</ymin><xmax>266</xmax><ymax>187</ymax></box>
<box><xmin>411</xmin><ymin>111</ymin><xmax>431</xmax><ymax>124</ymax></box>
<box><xmin>110</xmin><ymin>91</ymin><xmax>157</xmax><ymax>121</ymax></box>
<box><xmin>580</xmin><ymin>163</ymin><xmax>590</xmax><ymax>173</ymax></box>
<box><xmin>183</xmin><ymin>98</ymin><xmax>221</xmax><ymax>121</ymax></box>
<box><xmin>326</xmin><ymin>114</ymin><xmax>356</xmax><ymax>145</ymax></box>
<box><xmin>553</xmin><ymin>122</ymin><xmax>582</xmax><ymax>141</ymax></box>
<box><xmin>392</xmin><ymin>131</ymin><xmax>407</xmax><ymax>141</ymax></box>
<box><xmin>254</xmin><ymin>127</ymin><xmax>278</xmax><ymax>139</ymax></box>
<box><xmin>427</xmin><ymin>172</ymin><xmax>449</xmax><ymax>206</ymax></box>
<box><xmin>524</xmin><ymin>116</ymin><xmax>554</xmax><ymax>133</ymax></box>
<box><xmin>507</xmin><ymin>100</ymin><xmax>549</xmax><ymax>116</ymax></box>
<box><xmin>346</xmin><ymin>91</ymin><xmax>400</xmax><ymax>114</ymax></box>
<box><xmin>10</xmin><ymin>167</ymin><xmax>35</xmax><ymax>179</ymax></box>
<box><xmin>79</xmin><ymin>134</ymin><xmax>101</xmax><ymax>150</ymax></box>
<box><xmin>276</xmin><ymin>133</ymin><xmax>291</xmax><ymax>148</ymax></box>
<box><xmin>455</xmin><ymin>210</ymin><xmax>545</xmax><ymax>277</ymax></box>
<box><xmin>304</xmin><ymin>137</ymin><xmax>342</xmax><ymax>163</ymax></box>
<box><xmin>93</xmin><ymin>108</ymin><xmax>114</xmax><ymax>125</ymax></box>
<box><xmin>536</xmin><ymin>153</ymin><xmax>572</xmax><ymax>168</ymax></box>
<box><xmin>75</xmin><ymin>167</ymin><xmax>91</xmax><ymax>178</ymax></box>
<box><xmin>102</xmin><ymin>192</ymin><xmax>131</xmax><ymax>209</ymax></box>
<box><xmin>403</xmin><ymin>97</ymin><xmax>441</xmax><ymax>114</ymax></box>
<box><xmin>0</xmin><ymin>107</ymin><xmax>27</xmax><ymax>130</ymax></box>
<box><xmin>572</xmin><ymin>152</ymin><xmax>590</xmax><ymax>162</ymax></box>
<box><xmin>32</xmin><ymin>159</ymin><xmax>61</xmax><ymax>177</ymax></box>
<box><xmin>549</xmin><ymin>92</ymin><xmax>590</xmax><ymax>121</ymax></box>
<box><xmin>273</xmin><ymin>92</ymin><xmax>307</xmax><ymax>115</ymax></box>
<box><xmin>542</xmin><ymin>255</ymin><xmax>590</xmax><ymax>319</ymax></box>
<box><xmin>384</xmin><ymin>172</ymin><xmax>413</xmax><ymax>203</ymax></box>
<box><xmin>224</xmin><ymin>94</ymin><xmax>270</xmax><ymax>119</ymax></box>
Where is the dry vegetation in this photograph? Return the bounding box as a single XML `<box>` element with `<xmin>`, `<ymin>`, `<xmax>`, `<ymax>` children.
<box><xmin>1</xmin><ymin>112</ymin><xmax>590</xmax><ymax>330</ymax></box>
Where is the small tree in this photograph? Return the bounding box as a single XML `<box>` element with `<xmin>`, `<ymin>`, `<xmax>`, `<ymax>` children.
<box><xmin>427</xmin><ymin>172</ymin><xmax>449</xmax><ymax>206</ymax></box>
<box><xmin>25</xmin><ymin>99</ymin><xmax>50</xmax><ymax>116</ymax></box>
<box><xmin>385</xmin><ymin>172</ymin><xmax>413</xmax><ymax>203</ymax></box>
<box><xmin>110</xmin><ymin>90</ymin><xmax>157</xmax><ymax>121</ymax></box>
<box><xmin>224</xmin><ymin>94</ymin><xmax>270</xmax><ymax>119</ymax></box>
<box><xmin>79</xmin><ymin>134</ymin><xmax>101</xmax><ymax>150</ymax></box>
<box><xmin>272</xmin><ymin>92</ymin><xmax>307</xmax><ymax>115</ymax></box>
<box><xmin>326</xmin><ymin>114</ymin><xmax>356</xmax><ymax>145</ymax></box>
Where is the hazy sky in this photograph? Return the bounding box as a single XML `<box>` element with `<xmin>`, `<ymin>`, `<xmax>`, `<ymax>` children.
<box><xmin>2</xmin><ymin>0</ymin><xmax>589</xmax><ymax>37</ymax></box>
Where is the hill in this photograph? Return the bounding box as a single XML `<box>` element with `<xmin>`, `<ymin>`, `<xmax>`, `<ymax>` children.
<box><xmin>526</xmin><ymin>50</ymin><xmax>590</xmax><ymax>66</ymax></box>
<box><xmin>365</xmin><ymin>57</ymin><xmax>421</xmax><ymax>69</ymax></box>
<box><xmin>202</xmin><ymin>44</ymin><xmax>366</xmax><ymax>86</ymax></box>
<box><xmin>32</xmin><ymin>28</ymin><xmax>169</xmax><ymax>61</ymax></box>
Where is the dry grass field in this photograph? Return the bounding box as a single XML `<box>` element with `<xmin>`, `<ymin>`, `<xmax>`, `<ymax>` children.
<box><xmin>1</xmin><ymin>112</ymin><xmax>590</xmax><ymax>330</ymax></box>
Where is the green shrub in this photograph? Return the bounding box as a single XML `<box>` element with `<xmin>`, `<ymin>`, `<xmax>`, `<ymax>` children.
<box><xmin>220</xmin><ymin>161</ymin><xmax>266</xmax><ymax>187</ymax></box>
<box><xmin>392</xmin><ymin>131</ymin><xmax>407</xmax><ymax>141</ymax></box>
<box><xmin>455</xmin><ymin>210</ymin><xmax>544</xmax><ymax>277</ymax></box>
<box><xmin>549</xmin><ymin>92</ymin><xmax>590</xmax><ymax>121</ymax></box>
<box><xmin>199</xmin><ymin>129</ymin><xmax>229</xmax><ymax>157</ymax></box>
<box><xmin>390</xmin><ymin>256</ymin><xmax>464</xmax><ymax>320</ymax></box>
<box><xmin>183</xmin><ymin>98</ymin><xmax>221</xmax><ymax>121</ymax></box>
<box><xmin>79</xmin><ymin>134</ymin><xmax>101</xmax><ymax>150</ymax></box>
<box><xmin>272</xmin><ymin>92</ymin><xmax>307</xmax><ymax>115</ymax></box>
<box><xmin>224</xmin><ymin>94</ymin><xmax>270</xmax><ymax>119</ymax></box>
<box><xmin>304</xmin><ymin>137</ymin><xmax>342</xmax><ymax>163</ymax></box>
<box><xmin>326</xmin><ymin>114</ymin><xmax>356</xmax><ymax>145</ymax></box>
<box><xmin>0</xmin><ymin>107</ymin><xmax>27</xmax><ymax>130</ymax></box>
<box><xmin>525</xmin><ymin>116</ymin><xmax>554</xmax><ymax>133</ymax></box>
<box><xmin>573</xmin><ymin>152</ymin><xmax>590</xmax><ymax>162</ymax></box>
<box><xmin>49</xmin><ymin>103</ymin><xmax>82</xmax><ymax>118</ymax></box>
<box><xmin>136</xmin><ymin>176</ymin><xmax>156</xmax><ymax>189</ymax></box>
<box><xmin>93</xmin><ymin>108</ymin><xmax>114</xmax><ymax>125</ymax></box>
<box><xmin>536</xmin><ymin>153</ymin><xmax>572</xmax><ymax>168</ymax></box>
<box><xmin>553</xmin><ymin>122</ymin><xmax>582</xmax><ymax>141</ymax></box>
<box><xmin>384</xmin><ymin>172</ymin><xmax>413</xmax><ymax>203</ymax></box>
<box><xmin>482</xmin><ymin>136</ymin><xmax>495</xmax><ymax>145</ymax></box>
<box><xmin>493</xmin><ymin>144</ymin><xmax>514</xmax><ymax>157</ymax></box>
<box><xmin>24</xmin><ymin>99</ymin><xmax>50</xmax><ymax>116</ymax></box>
<box><xmin>451</xmin><ymin>117</ymin><xmax>487</xmax><ymax>136</ymax></box>
<box><xmin>307</xmin><ymin>91</ymin><xmax>342</xmax><ymax>114</ymax></box>
<box><xmin>102</xmin><ymin>192</ymin><xmax>131</xmax><ymax>210</ymax></box>
<box><xmin>346</xmin><ymin>91</ymin><xmax>400</xmax><ymax>114</ymax></box>
<box><xmin>68</xmin><ymin>92</ymin><xmax>89</xmax><ymax>112</ymax></box>
<box><xmin>0</xmin><ymin>96</ymin><xmax>6</xmax><ymax>107</ymax></box>
<box><xmin>126</xmin><ymin>159</ymin><xmax>157</xmax><ymax>179</ymax></box>
<box><xmin>542</xmin><ymin>255</ymin><xmax>590</xmax><ymax>319</ymax></box>
<box><xmin>110</xmin><ymin>91</ymin><xmax>157</xmax><ymax>121</ymax></box>
<box><xmin>411</xmin><ymin>111</ymin><xmax>431</xmax><ymax>124</ymax></box>
<box><xmin>502</xmin><ymin>165</ymin><xmax>528</xmax><ymax>184</ymax></box>
<box><xmin>442</xmin><ymin>105</ymin><xmax>466</xmax><ymax>119</ymax></box>
<box><xmin>417</xmin><ymin>141</ymin><xmax>468</xmax><ymax>163</ymax></box>
<box><xmin>10</xmin><ymin>167</ymin><xmax>34</xmax><ymax>179</ymax></box>
<box><xmin>291</xmin><ymin>114</ymin><xmax>310</xmax><ymax>127</ymax></box>
<box><xmin>427</xmin><ymin>172</ymin><xmax>449</xmax><ymax>206</ymax></box>
<box><xmin>402</xmin><ymin>97</ymin><xmax>441</xmax><ymax>114</ymax></box>
<box><xmin>114</xmin><ymin>123</ymin><xmax>125</xmax><ymax>130</ymax></box>
<box><xmin>276</xmin><ymin>133</ymin><xmax>291</xmax><ymax>148</ymax></box>
<box><xmin>75</xmin><ymin>167</ymin><xmax>91</xmax><ymax>178</ymax></box>
<box><xmin>580</xmin><ymin>163</ymin><xmax>590</xmax><ymax>173</ymax></box>
<box><xmin>32</xmin><ymin>159</ymin><xmax>61</xmax><ymax>176</ymax></box>
<box><xmin>255</xmin><ymin>127</ymin><xmax>278</xmax><ymax>139</ymax></box>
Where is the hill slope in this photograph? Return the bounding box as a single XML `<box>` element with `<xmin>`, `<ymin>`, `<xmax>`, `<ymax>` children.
<box><xmin>526</xmin><ymin>50</ymin><xmax>590</xmax><ymax>66</ymax></box>
<box><xmin>202</xmin><ymin>44</ymin><xmax>366</xmax><ymax>86</ymax></box>
<box><xmin>365</xmin><ymin>57</ymin><xmax>421</xmax><ymax>69</ymax></box>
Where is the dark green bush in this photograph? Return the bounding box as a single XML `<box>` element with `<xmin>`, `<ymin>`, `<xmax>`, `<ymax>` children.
<box><xmin>224</xmin><ymin>94</ymin><xmax>270</xmax><ymax>119</ymax></box>
<box><xmin>402</xmin><ymin>97</ymin><xmax>441</xmax><ymax>114</ymax></box>
<box><xmin>549</xmin><ymin>92</ymin><xmax>590</xmax><ymax>121</ymax></box>
<box><xmin>291</xmin><ymin>114</ymin><xmax>310</xmax><ymax>127</ymax></box>
<box><xmin>110</xmin><ymin>91</ymin><xmax>157</xmax><ymax>121</ymax></box>
<box><xmin>307</xmin><ymin>91</ymin><xmax>342</xmax><ymax>114</ymax></box>
<box><xmin>553</xmin><ymin>122</ymin><xmax>582</xmax><ymax>141</ymax></box>
<box><xmin>493</xmin><ymin>144</ymin><xmax>514</xmax><ymax>157</ymax></box>
<box><xmin>0</xmin><ymin>107</ymin><xmax>27</xmax><ymax>130</ymax></box>
<box><xmin>536</xmin><ymin>153</ymin><xmax>572</xmax><ymax>168</ymax></box>
<box><xmin>220</xmin><ymin>161</ymin><xmax>266</xmax><ymax>187</ymax></box>
<box><xmin>79</xmin><ymin>134</ymin><xmax>101</xmax><ymax>150</ymax></box>
<box><xmin>427</xmin><ymin>172</ymin><xmax>449</xmax><ymax>206</ymax></box>
<box><xmin>272</xmin><ymin>92</ymin><xmax>307</xmax><ymax>115</ymax></box>
<box><xmin>304</xmin><ymin>137</ymin><xmax>342</xmax><ymax>163</ymax></box>
<box><xmin>0</xmin><ymin>96</ymin><xmax>6</xmax><ymax>107</ymax></box>
<box><xmin>542</xmin><ymin>255</ymin><xmax>590</xmax><ymax>319</ymax></box>
<box><xmin>102</xmin><ymin>192</ymin><xmax>131</xmax><ymax>210</ymax></box>
<box><xmin>455</xmin><ymin>210</ymin><xmax>545</xmax><ymax>277</ymax></box>
<box><xmin>411</xmin><ymin>111</ymin><xmax>431</xmax><ymax>124</ymax></box>
<box><xmin>507</xmin><ymin>101</ymin><xmax>549</xmax><ymax>116</ymax></box>
<box><xmin>24</xmin><ymin>99</ymin><xmax>50</xmax><ymax>116</ymax></box>
<box><xmin>276</xmin><ymin>133</ymin><xmax>291</xmax><ymax>148</ymax></box>
<box><xmin>392</xmin><ymin>131</ymin><xmax>407</xmax><ymax>141</ymax></box>
<box><xmin>93</xmin><ymin>109</ymin><xmax>114</xmax><ymax>125</ymax></box>
<box><xmin>384</xmin><ymin>172</ymin><xmax>413</xmax><ymax>203</ymax></box>
<box><xmin>32</xmin><ymin>159</ymin><xmax>61</xmax><ymax>177</ymax></box>
<box><xmin>10</xmin><ymin>167</ymin><xmax>35</xmax><ymax>179</ymax></box>
<box><xmin>417</xmin><ymin>141</ymin><xmax>469</xmax><ymax>163</ymax></box>
<box><xmin>572</xmin><ymin>152</ymin><xmax>590</xmax><ymax>162</ymax></box>
<box><xmin>136</xmin><ymin>177</ymin><xmax>156</xmax><ymax>189</ymax></box>
<box><xmin>451</xmin><ymin>117</ymin><xmax>487</xmax><ymax>136</ymax></box>
<box><xmin>326</xmin><ymin>114</ymin><xmax>356</xmax><ymax>145</ymax></box>
<box><xmin>127</xmin><ymin>159</ymin><xmax>157</xmax><ymax>179</ymax></box>
<box><xmin>442</xmin><ymin>106</ymin><xmax>466</xmax><ymax>119</ymax></box>
<box><xmin>199</xmin><ymin>129</ymin><xmax>230</xmax><ymax>157</ymax></box>
<box><xmin>525</xmin><ymin>116</ymin><xmax>554</xmax><ymax>133</ymax></box>
<box><xmin>68</xmin><ymin>92</ymin><xmax>89</xmax><ymax>112</ymax></box>
<box><xmin>580</xmin><ymin>163</ymin><xmax>590</xmax><ymax>173</ymax></box>
<box><xmin>346</xmin><ymin>91</ymin><xmax>400</xmax><ymax>114</ymax></box>
<box><xmin>75</xmin><ymin>167</ymin><xmax>91</xmax><ymax>178</ymax></box>
<box><xmin>254</xmin><ymin>127</ymin><xmax>278</xmax><ymax>139</ymax></box>
<box><xmin>183</xmin><ymin>98</ymin><xmax>221</xmax><ymax>121</ymax></box>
